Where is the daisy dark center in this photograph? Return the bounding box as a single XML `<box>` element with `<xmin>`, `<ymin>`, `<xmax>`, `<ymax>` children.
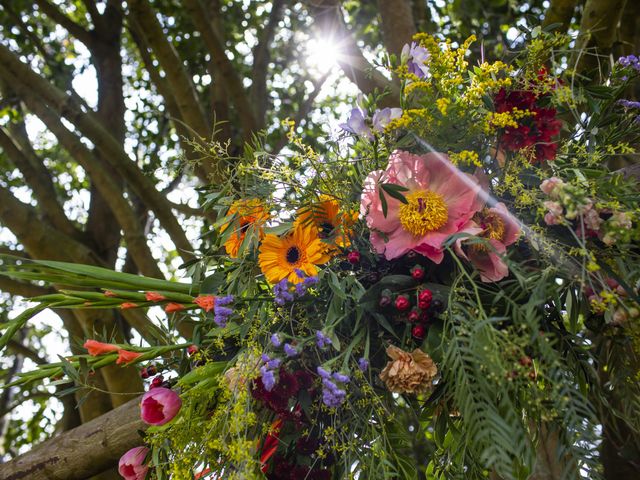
<box><xmin>286</xmin><ymin>246</ymin><xmax>301</xmax><ymax>264</ymax></box>
<box><xmin>318</xmin><ymin>221</ymin><xmax>335</xmax><ymax>238</ymax></box>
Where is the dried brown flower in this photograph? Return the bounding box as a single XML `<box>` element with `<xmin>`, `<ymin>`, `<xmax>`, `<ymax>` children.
<box><xmin>379</xmin><ymin>345</ymin><xmax>438</xmax><ymax>394</ymax></box>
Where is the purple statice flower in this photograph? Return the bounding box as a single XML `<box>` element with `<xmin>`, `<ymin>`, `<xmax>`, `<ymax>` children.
<box><xmin>273</xmin><ymin>279</ymin><xmax>295</xmax><ymax>305</ymax></box>
<box><xmin>316</xmin><ymin>366</ymin><xmax>331</xmax><ymax>379</ymax></box>
<box><xmin>260</xmin><ymin>365</ymin><xmax>276</xmax><ymax>391</ymax></box>
<box><xmin>213</xmin><ymin>295</ymin><xmax>234</xmax><ymax>327</ymax></box>
<box><xmin>303</xmin><ymin>275</ymin><xmax>318</xmax><ymax>287</ymax></box>
<box><xmin>295</xmin><ymin>282</ymin><xmax>308</xmax><ymax>297</ymax></box>
<box><xmin>261</xmin><ymin>353</ymin><xmax>271</xmax><ymax>363</ymax></box>
<box><xmin>274</xmin><ymin>273</ymin><xmax>317</xmax><ymax>304</ymax></box>
<box><xmin>320</xmin><ymin>373</ymin><xmax>347</xmax><ymax>407</ymax></box>
<box><xmin>339</xmin><ymin>107</ymin><xmax>373</xmax><ymax>140</ymax></box>
<box><xmin>270</xmin><ymin>333</ymin><xmax>282</xmax><ymax>348</ymax></box>
<box><xmin>294</xmin><ymin>269</ymin><xmax>305</xmax><ymax>279</ymax></box>
<box><xmin>216</xmin><ymin>295</ymin><xmax>234</xmax><ymax>305</ymax></box>
<box><xmin>401</xmin><ymin>42</ymin><xmax>430</xmax><ymax>78</ymax></box>
<box><xmin>618</xmin><ymin>55</ymin><xmax>640</xmax><ymax>72</ymax></box>
<box><xmin>283</xmin><ymin>343</ymin><xmax>298</xmax><ymax>357</ymax></box>
<box><xmin>372</xmin><ymin>108</ymin><xmax>402</xmax><ymax>132</ymax></box>
<box><xmin>618</xmin><ymin>99</ymin><xmax>640</xmax><ymax>109</ymax></box>
<box><xmin>332</xmin><ymin>372</ymin><xmax>350</xmax><ymax>383</ymax></box>
<box><xmin>266</xmin><ymin>358</ymin><xmax>281</xmax><ymax>370</ymax></box>
<box><xmin>315</xmin><ymin>330</ymin><xmax>332</xmax><ymax>349</ymax></box>
<box><xmin>358</xmin><ymin>357</ymin><xmax>369</xmax><ymax>372</ymax></box>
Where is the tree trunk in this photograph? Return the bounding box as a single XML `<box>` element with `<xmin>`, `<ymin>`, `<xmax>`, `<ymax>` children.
<box><xmin>0</xmin><ymin>397</ymin><xmax>146</xmax><ymax>480</ymax></box>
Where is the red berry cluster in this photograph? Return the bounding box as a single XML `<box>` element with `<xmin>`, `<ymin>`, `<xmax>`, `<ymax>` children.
<box><xmin>494</xmin><ymin>87</ymin><xmax>561</xmax><ymax>162</ymax></box>
<box><xmin>380</xmin><ymin>285</ymin><xmax>440</xmax><ymax>341</ymax></box>
<box><xmin>140</xmin><ymin>364</ymin><xmax>157</xmax><ymax>379</ymax></box>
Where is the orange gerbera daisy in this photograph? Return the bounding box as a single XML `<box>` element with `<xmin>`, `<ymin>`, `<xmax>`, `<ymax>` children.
<box><xmin>221</xmin><ymin>199</ymin><xmax>269</xmax><ymax>258</ymax></box>
<box><xmin>258</xmin><ymin>225</ymin><xmax>330</xmax><ymax>284</ymax></box>
<box><xmin>295</xmin><ymin>195</ymin><xmax>357</xmax><ymax>248</ymax></box>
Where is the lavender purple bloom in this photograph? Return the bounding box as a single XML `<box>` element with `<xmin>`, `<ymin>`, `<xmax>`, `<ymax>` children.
<box><xmin>260</xmin><ymin>366</ymin><xmax>276</xmax><ymax>391</ymax></box>
<box><xmin>273</xmin><ymin>274</ymin><xmax>317</xmax><ymax>305</ymax></box>
<box><xmin>318</xmin><ymin>366</ymin><xmax>348</xmax><ymax>407</ymax></box>
<box><xmin>270</xmin><ymin>333</ymin><xmax>282</xmax><ymax>348</ymax></box>
<box><xmin>332</xmin><ymin>372</ymin><xmax>350</xmax><ymax>383</ymax></box>
<box><xmin>339</xmin><ymin>107</ymin><xmax>373</xmax><ymax>140</ymax></box>
<box><xmin>618</xmin><ymin>99</ymin><xmax>640</xmax><ymax>109</ymax></box>
<box><xmin>401</xmin><ymin>42</ymin><xmax>430</xmax><ymax>78</ymax></box>
<box><xmin>618</xmin><ymin>55</ymin><xmax>640</xmax><ymax>72</ymax></box>
<box><xmin>283</xmin><ymin>343</ymin><xmax>298</xmax><ymax>357</ymax></box>
<box><xmin>372</xmin><ymin>108</ymin><xmax>402</xmax><ymax>131</ymax></box>
<box><xmin>358</xmin><ymin>357</ymin><xmax>369</xmax><ymax>372</ymax></box>
<box><xmin>315</xmin><ymin>330</ymin><xmax>332</xmax><ymax>349</ymax></box>
<box><xmin>212</xmin><ymin>295</ymin><xmax>234</xmax><ymax>327</ymax></box>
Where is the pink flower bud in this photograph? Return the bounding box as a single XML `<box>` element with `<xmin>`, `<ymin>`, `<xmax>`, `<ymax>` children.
<box><xmin>118</xmin><ymin>446</ymin><xmax>149</xmax><ymax>480</ymax></box>
<box><xmin>540</xmin><ymin>177</ymin><xmax>564</xmax><ymax>196</ymax></box>
<box><xmin>544</xmin><ymin>212</ymin><xmax>560</xmax><ymax>226</ymax></box>
<box><xmin>140</xmin><ymin>387</ymin><xmax>182</xmax><ymax>426</ymax></box>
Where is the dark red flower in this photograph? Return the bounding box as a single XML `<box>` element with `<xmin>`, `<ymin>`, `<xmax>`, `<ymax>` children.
<box><xmin>502</xmin><ymin>125</ymin><xmax>535</xmax><ymax>150</ymax></box>
<box><xmin>535</xmin><ymin>142</ymin><xmax>558</xmax><ymax>162</ymax></box>
<box><xmin>294</xmin><ymin>369</ymin><xmax>314</xmax><ymax>389</ymax></box>
<box><xmin>296</xmin><ymin>435</ymin><xmax>319</xmax><ymax>455</ymax></box>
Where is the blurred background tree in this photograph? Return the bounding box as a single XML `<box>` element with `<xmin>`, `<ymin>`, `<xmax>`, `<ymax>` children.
<box><xmin>0</xmin><ymin>0</ymin><xmax>638</xmax><ymax>478</ymax></box>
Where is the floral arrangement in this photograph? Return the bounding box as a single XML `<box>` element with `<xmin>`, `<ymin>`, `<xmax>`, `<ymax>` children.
<box><xmin>2</xmin><ymin>33</ymin><xmax>640</xmax><ymax>480</ymax></box>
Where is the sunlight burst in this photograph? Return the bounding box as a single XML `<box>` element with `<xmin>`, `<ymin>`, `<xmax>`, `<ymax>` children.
<box><xmin>306</xmin><ymin>36</ymin><xmax>342</xmax><ymax>72</ymax></box>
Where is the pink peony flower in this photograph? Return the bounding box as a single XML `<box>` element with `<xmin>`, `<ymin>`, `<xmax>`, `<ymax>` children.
<box><xmin>361</xmin><ymin>151</ymin><xmax>482</xmax><ymax>262</ymax></box>
<box><xmin>140</xmin><ymin>387</ymin><xmax>182</xmax><ymax>426</ymax></box>
<box><xmin>455</xmin><ymin>203</ymin><xmax>521</xmax><ymax>282</ymax></box>
<box><xmin>118</xmin><ymin>446</ymin><xmax>149</xmax><ymax>480</ymax></box>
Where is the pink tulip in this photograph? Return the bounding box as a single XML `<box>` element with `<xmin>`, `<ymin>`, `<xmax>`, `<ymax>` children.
<box><xmin>140</xmin><ymin>387</ymin><xmax>181</xmax><ymax>426</ymax></box>
<box><xmin>118</xmin><ymin>446</ymin><xmax>149</xmax><ymax>480</ymax></box>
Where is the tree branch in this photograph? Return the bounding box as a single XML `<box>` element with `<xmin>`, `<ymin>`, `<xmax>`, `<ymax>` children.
<box><xmin>6</xmin><ymin>339</ymin><xmax>47</xmax><ymax>365</ymax></box>
<box><xmin>33</xmin><ymin>0</ymin><xmax>95</xmax><ymax>47</ymax></box>
<box><xmin>250</xmin><ymin>0</ymin><xmax>286</xmax><ymax>128</ymax></box>
<box><xmin>0</xmin><ymin>184</ymin><xmax>102</xmax><ymax>266</ymax></box>
<box><xmin>542</xmin><ymin>0</ymin><xmax>578</xmax><ymax>33</ymax></box>
<box><xmin>0</xmin><ymin>396</ymin><xmax>147</xmax><ymax>480</ymax></box>
<box><xmin>9</xmin><ymin>81</ymin><xmax>164</xmax><ymax>279</ymax></box>
<box><xmin>127</xmin><ymin>0</ymin><xmax>209</xmax><ymax>138</ymax></box>
<box><xmin>309</xmin><ymin>0</ymin><xmax>399</xmax><ymax>105</ymax></box>
<box><xmin>0</xmin><ymin>276</ymin><xmax>53</xmax><ymax>298</ymax></box>
<box><xmin>574</xmin><ymin>0</ymin><xmax>628</xmax><ymax>74</ymax></box>
<box><xmin>183</xmin><ymin>0</ymin><xmax>259</xmax><ymax>135</ymax></box>
<box><xmin>0</xmin><ymin>42</ymin><xmax>195</xmax><ymax>263</ymax></box>
<box><xmin>376</xmin><ymin>0</ymin><xmax>416</xmax><ymax>58</ymax></box>
<box><xmin>0</xmin><ymin>124</ymin><xmax>80</xmax><ymax>241</ymax></box>
<box><xmin>127</xmin><ymin>10</ymin><xmax>217</xmax><ymax>183</ymax></box>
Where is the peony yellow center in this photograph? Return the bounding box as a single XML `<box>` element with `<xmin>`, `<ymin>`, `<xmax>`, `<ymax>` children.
<box><xmin>471</xmin><ymin>209</ymin><xmax>505</xmax><ymax>252</ymax></box>
<box><xmin>398</xmin><ymin>190</ymin><xmax>448</xmax><ymax>236</ymax></box>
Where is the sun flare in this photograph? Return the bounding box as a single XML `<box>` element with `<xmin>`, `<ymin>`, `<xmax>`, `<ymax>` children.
<box><xmin>306</xmin><ymin>36</ymin><xmax>342</xmax><ymax>72</ymax></box>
